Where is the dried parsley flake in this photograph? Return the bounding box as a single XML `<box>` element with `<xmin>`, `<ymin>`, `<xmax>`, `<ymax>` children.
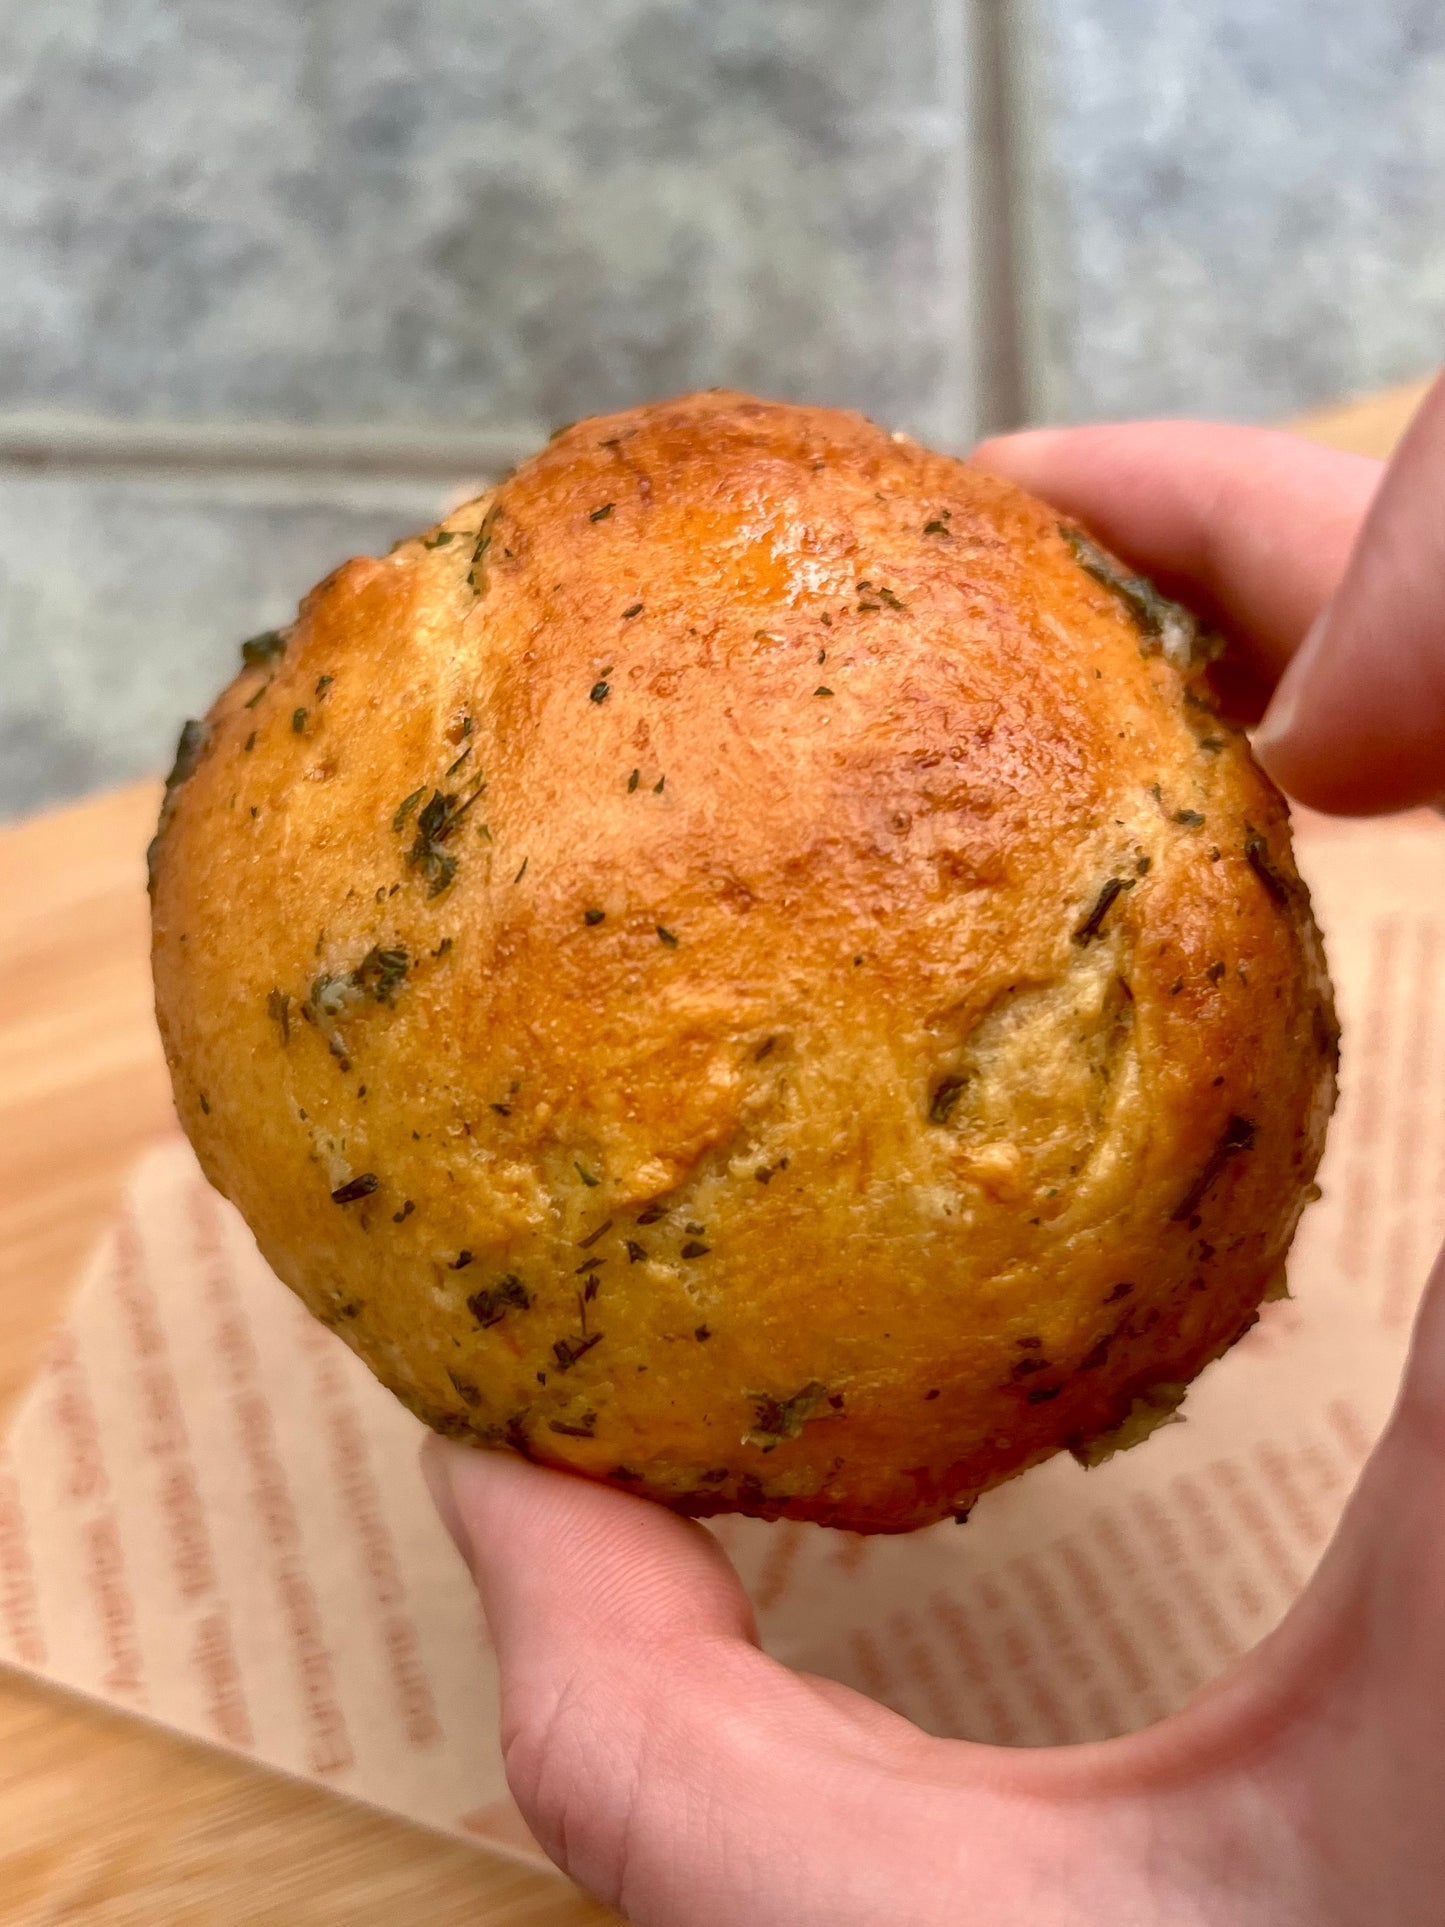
<box><xmin>331</xmin><ymin>1173</ymin><xmax>379</xmax><ymax>1204</ymax></box>
<box><xmin>266</xmin><ymin>988</ymin><xmax>291</xmax><ymax>1044</ymax></box>
<box><xmin>468</xmin><ymin>1275</ymin><xmax>531</xmax><ymax>1328</ymax></box>
<box><xmin>928</xmin><ymin>1076</ymin><xmax>966</xmax><ymax>1126</ymax></box>
<box><xmin>1061</xmin><ymin>526</ymin><xmax>1210</xmax><ymax>672</ymax></box>
<box><xmin>745</xmin><ymin>1381</ymin><xmax>831</xmax><ymax>1450</ymax></box>
<box><xmin>1073</xmin><ymin>876</ymin><xmax>1132</xmax><ymax>946</ymax></box>
<box><xmin>240</xmin><ymin>630</ymin><xmax>286</xmax><ymax>668</ymax></box>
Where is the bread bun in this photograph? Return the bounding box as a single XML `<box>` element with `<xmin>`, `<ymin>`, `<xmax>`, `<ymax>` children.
<box><xmin>151</xmin><ymin>392</ymin><xmax>1336</xmax><ymax>1533</ymax></box>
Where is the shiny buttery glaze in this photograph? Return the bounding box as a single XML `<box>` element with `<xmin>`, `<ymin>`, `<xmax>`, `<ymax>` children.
<box><xmin>151</xmin><ymin>392</ymin><xmax>1336</xmax><ymax>1532</ymax></box>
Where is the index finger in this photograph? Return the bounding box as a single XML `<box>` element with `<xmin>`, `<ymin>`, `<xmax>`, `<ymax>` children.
<box><xmin>971</xmin><ymin>421</ymin><xmax>1381</xmax><ymax>682</ymax></box>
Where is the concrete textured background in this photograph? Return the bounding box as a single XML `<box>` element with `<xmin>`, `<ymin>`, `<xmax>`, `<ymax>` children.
<box><xmin>0</xmin><ymin>0</ymin><xmax>974</xmax><ymax>442</ymax></box>
<box><xmin>1025</xmin><ymin>0</ymin><xmax>1445</xmax><ymax>422</ymax></box>
<box><xmin>1</xmin><ymin>0</ymin><xmax>1441</xmax><ymax>817</ymax></box>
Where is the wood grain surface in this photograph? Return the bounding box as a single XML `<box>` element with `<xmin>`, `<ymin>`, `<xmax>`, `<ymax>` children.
<box><xmin>0</xmin><ymin>378</ymin><xmax>1427</xmax><ymax>1923</ymax></box>
<box><xmin>1290</xmin><ymin>376</ymin><xmax>1430</xmax><ymax>453</ymax></box>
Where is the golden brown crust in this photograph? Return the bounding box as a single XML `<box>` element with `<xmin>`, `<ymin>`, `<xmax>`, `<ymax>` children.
<box><xmin>151</xmin><ymin>391</ymin><xmax>1336</xmax><ymax>1533</ymax></box>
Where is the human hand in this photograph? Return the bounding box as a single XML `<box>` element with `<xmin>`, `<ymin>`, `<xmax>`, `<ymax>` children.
<box><xmin>424</xmin><ymin>378</ymin><xmax>1445</xmax><ymax>1925</ymax></box>
<box><xmin>974</xmin><ymin>398</ymin><xmax>1444</xmax><ymax>816</ymax></box>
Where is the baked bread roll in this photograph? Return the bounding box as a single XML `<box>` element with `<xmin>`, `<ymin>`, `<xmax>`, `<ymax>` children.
<box><xmin>150</xmin><ymin>391</ymin><xmax>1336</xmax><ymax>1533</ymax></box>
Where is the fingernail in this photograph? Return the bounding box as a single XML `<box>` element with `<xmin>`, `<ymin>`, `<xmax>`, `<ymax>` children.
<box><xmin>420</xmin><ymin>1435</ymin><xmax>471</xmax><ymax>1563</ymax></box>
<box><xmin>1254</xmin><ymin>607</ymin><xmax>1329</xmax><ymax>773</ymax></box>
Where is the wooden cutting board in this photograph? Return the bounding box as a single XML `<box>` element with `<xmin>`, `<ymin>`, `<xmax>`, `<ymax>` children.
<box><xmin>0</xmin><ymin>378</ymin><xmax>1427</xmax><ymax>1924</ymax></box>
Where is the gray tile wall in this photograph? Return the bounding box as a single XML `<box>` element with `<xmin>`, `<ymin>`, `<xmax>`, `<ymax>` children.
<box><xmin>1020</xmin><ymin>0</ymin><xmax>1445</xmax><ymax>422</ymax></box>
<box><xmin>3</xmin><ymin>0</ymin><xmax>1443</xmax><ymax>820</ymax></box>
<box><xmin>0</xmin><ymin>0</ymin><xmax>975</xmax><ymax>446</ymax></box>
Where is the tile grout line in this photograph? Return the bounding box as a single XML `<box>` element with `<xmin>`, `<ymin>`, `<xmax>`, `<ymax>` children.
<box><xmin>0</xmin><ymin>414</ymin><xmax>538</xmax><ymax>482</ymax></box>
<box><xmin>997</xmin><ymin>0</ymin><xmax>1065</xmax><ymax>426</ymax></box>
<box><xmin>968</xmin><ymin>0</ymin><xmax>1031</xmax><ymax>437</ymax></box>
<box><xmin>936</xmin><ymin>0</ymin><xmax>981</xmax><ymax>451</ymax></box>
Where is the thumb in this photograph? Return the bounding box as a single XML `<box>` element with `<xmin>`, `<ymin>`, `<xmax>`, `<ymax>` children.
<box><xmin>1255</xmin><ymin>369</ymin><xmax>1445</xmax><ymax>813</ymax></box>
<box><xmin>422</xmin><ymin>1442</ymin><xmax>973</xmax><ymax>1925</ymax></box>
